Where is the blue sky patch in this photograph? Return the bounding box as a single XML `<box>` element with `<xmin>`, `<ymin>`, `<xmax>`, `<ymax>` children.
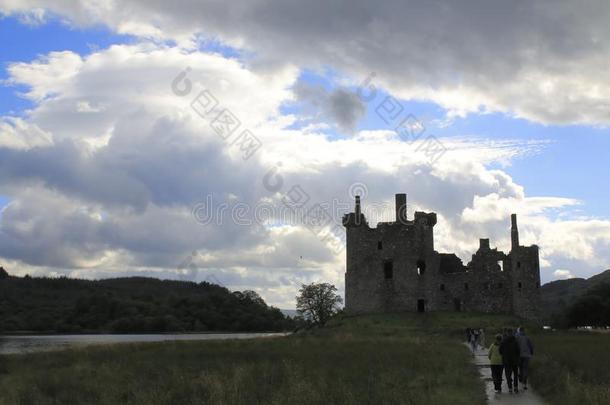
<box><xmin>0</xmin><ymin>14</ymin><xmax>134</xmax><ymax>115</ymax></box>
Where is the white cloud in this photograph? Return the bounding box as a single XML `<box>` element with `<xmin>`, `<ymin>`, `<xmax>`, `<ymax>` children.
<box><xmin>76</xmin><ymin>100</ymin><xmax>104</xmax><ymax>113</ymax></box>
<box><xmin>553</xmin><ymin>269</ymin><xmax>575</xmax><ymax>280</ymax></box>
<box><xmin>0</xmin><ymin>117</ymin><xmax>53</xmax><ymax>150</ymax></box>
<box><xmin>0</xmin><ymin>39</ymin><xmax>609</xmax><ymax>308</ymax></box>
<box><xmin>461</xmin><ymin>193</ymin><xmax>580</xmax><ymax>224</ymax></box>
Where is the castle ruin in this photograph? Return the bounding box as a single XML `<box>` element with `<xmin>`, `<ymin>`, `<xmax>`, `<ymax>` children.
<box><xmin>343</xmin><ymin>193</ymin><xmax>541</xmax><ymax>319</ymax></box>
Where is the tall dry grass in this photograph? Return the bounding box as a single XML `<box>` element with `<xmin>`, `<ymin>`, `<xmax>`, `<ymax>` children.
<box><xmin>0</xmin><ymin>312</ymin><xmax>488</xmax><ymax>405</ymax></box>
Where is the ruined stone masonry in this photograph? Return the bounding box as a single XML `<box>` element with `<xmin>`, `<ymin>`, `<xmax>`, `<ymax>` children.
<box><xmin>343</xmin><ymin>193</ymin><xmax>541</xmax><ymax>319</ymax></box>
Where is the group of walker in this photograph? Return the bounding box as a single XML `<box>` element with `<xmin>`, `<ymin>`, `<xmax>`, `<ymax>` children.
<box><xmin>468</xmin><ymin>326</ymin><xmax>534</xmax><ymax>394</ymax></box>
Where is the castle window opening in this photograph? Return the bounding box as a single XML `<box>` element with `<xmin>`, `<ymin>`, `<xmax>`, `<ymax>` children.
<box><xmin>377</xmin><ymin>241</ymin><xmax>382</xmax><ymax>250</ymax></box>
<box><xmin>464</xmin><ymin>282</ymin><xmax>469</xmax><ymax>291</ymax></box>
<box><xmin>383</xmin><ymin>261</ymin><xmax>393</xmax><ymax>279</ymax></box>
<box><xmin>417</xmin><ymin>260</ymin><xmax>426</xmax><ymax>276</ymax></box>
<box><xmin>498</xmin><ymin>282</ymin><xmax>503</xmax><ymax>289</ymax></box>
<box><xmin>440</xmin><ymin>284</ymin><xmax>445</xmax><ymax>291</ymax></box>
<box><xmin>497</xmin><ymin>260</ymin><xmax>503</xmax><ymax>271</ymax></box>
<box><xmin>518</xmin><ymin>281</ymin><xmax>522</xmax><ymax>289</ymax></box>
<box><xmin>517</xmin><ymin>261</ymin><xmax>521</xmax><ymax>268</ymax></box>
<box><xmin>417</xmin><ymin>299</ymin><xmax>426</xmax><ymax>313</ymax></box>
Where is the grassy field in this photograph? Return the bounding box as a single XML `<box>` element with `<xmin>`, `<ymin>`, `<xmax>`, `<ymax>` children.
<box><xmin>0</xmin><ymin>312</ymin><xmax>491</xmax><ymax>405</ymax></box>
<box><xmin>2</xmin><ymin>312</ymin><xmax>607</xmax><ymax>405</ymax></box>
<box><xmin>528</xmin><ymin>330</ymin><xmax>610</xmax><ymax>405</ymax></box>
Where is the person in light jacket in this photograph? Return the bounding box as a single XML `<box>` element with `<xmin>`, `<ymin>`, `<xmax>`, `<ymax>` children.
<box><xmin>516</xmin><ymin>326</ymin><xmax>534</xmax><ymax>390</ymax></box>
<box><xmin>488</xmin><ymin>334</ymin><xmax>504</xmax><ymax>393</ymax></box>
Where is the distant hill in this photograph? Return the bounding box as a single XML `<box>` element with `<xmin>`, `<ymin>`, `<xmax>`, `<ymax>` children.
<box><xmin>0</xmin><ymin>270</ymin><xmax>294</xmax><ymax>334</ymax></box>
<box><xmin>280</xmin><ymin>309</ymin><xmax>299</xmax><ymax>318</ymax></box>
<box><xmin>540</xmin><ymin>269</ymin><xmax>610</xmax><ymax>322</ymax></box>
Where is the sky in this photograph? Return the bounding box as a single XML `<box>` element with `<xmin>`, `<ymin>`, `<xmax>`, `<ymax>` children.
<box><xmin>0</xmin><ymin>1</ymin><xmax>609</xmax><ymax>308</ymax></box>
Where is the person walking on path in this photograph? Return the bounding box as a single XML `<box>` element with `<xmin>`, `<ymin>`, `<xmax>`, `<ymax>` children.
<box><xmin>517</xmin><ymin>326</ymin><xmax>534</xmax><ymax>390</ymax></box>
<box><xmin>500</xmin><ymin>328</ymin><xmax>521</xmax><ymax>393</ymax></box>
<box><xmin>469</xmin><ymin>329</ymin><xmax>477</xmax><ymax>355</ymax></box>
<box><xmin>488</xmin><ymin>334</ymin><xmax>504</xmax><ymax>393</ymax></box>
<box><xmin>479</xmin><ymin>328</ymin><xmax>486</xmax><ymax>348</ymax></box>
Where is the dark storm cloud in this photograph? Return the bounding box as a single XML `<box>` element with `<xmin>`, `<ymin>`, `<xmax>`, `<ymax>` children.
<box><xmin>5</xmin><ymin>0</ymin><xmax>608</xmax><ymax>123</ymax></box>
<box><xmin>293</xmin><ymin>83</ymin><xmax>365</xmax><ymax>133</ymax></box>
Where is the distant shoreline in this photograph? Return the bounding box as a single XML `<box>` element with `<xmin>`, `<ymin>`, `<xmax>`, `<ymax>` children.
<box><xmin>0</xmin><ymin>331</ymin><xmax>292</xmax><ymax>337</ymax></box>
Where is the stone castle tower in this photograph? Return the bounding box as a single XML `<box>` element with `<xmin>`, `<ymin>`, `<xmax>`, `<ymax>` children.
<box><xmin>342</xmin><ymin>193</ymin><xmax>541</xmax><ymax>319</ymax></box>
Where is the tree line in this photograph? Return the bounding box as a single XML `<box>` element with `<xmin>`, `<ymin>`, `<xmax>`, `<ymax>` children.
<box><xmin>0</xmin><ymin>270</ymin><xmax>295</xmax><ymax>333</ymax></box>
<box><xmin>551</xmin><ymin>282</ymin><xmax>610</xmax><ymax>328</ymax></box>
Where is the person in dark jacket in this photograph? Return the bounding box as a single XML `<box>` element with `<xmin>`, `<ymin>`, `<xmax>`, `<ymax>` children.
<box><xmin>499</xmin><ymin>328</ymin><xmax>521</xmax><ymax>393</ymax></box>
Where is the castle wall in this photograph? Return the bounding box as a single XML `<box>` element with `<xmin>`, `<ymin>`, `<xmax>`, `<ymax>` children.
<box><xmin>509</xmin><ymin>246</ymin><xmax>542</xmax><ymax>319</ymax></box>
<box><xmin>343</xmin><ymin>194</ymin><xmax>541</xmax><ymax>320</ymax></box>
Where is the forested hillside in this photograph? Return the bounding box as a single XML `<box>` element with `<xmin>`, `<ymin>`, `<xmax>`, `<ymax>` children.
<box><xmin>540</xmin><ymin>270</ymin><xmax>610</xmax><ymax>322</ymax></box>
<box><xmin>0</xmin><ymin>268</ymin><xmax>294</xmax><ymax>333</ymax></box>
<box><xmin>541</xmin><ymin>269</ymin><xmax>610</xmax><ymax>325</ymax></box>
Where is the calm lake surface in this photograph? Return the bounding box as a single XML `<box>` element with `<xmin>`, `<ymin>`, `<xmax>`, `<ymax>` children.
<box><xmin>0</xmin><ymin>332</ymin><xmax>289</xmax><ymax>355</ymax></box>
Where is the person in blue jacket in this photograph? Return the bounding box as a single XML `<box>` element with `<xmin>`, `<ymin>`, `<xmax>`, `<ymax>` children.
<box><xmin>516</xmin><ymin>326</ymin><xmax>534</xmax><ymax>390</ymax></box>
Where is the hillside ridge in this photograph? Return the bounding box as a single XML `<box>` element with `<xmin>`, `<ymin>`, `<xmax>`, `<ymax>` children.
<box><xmin>0</xmin><ymin>270</ymin><xmax>294</xmax><ymax>334</ymax></box>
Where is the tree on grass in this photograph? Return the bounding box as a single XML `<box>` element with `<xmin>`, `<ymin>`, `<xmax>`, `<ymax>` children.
<box><xmin>296</xmin><ymin>282</ymin><xmax>343</xmax><ymax>326</ymax></box>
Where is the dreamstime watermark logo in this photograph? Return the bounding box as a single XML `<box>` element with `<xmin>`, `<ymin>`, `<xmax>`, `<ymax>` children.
<box><xmin>189</xmin><ymin>183</ymin><xmax>390</xmax><ymax>255</ymax></box>
<box><xmin>258</xmin><ymin>165</ymin><xmax>352</xmax><ymax>255</ymax></box>
<box><xmin>190</xmin><ymin>183</ymin><xmax>394</xmax><ymax>225</ymax></box>
<box><xmin>357</xmin><ymin>72</ymin><xmax>447</xmax><ymax>164</ymax></box>
<box><xmin>348</xmin><ymin>182</ymin><xmax>368</xmax><ymax>199</ymax></box>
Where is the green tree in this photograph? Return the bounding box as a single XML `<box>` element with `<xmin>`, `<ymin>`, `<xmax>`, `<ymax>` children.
<box><xmin>567</xmin><ymin>283</ymin><xmax>610</xmax><ymax>327</ymax></box>
<box><xmin>296</xmin><ymin>283</ymin><xmax>343</xmax><ymax>326</ymax></box>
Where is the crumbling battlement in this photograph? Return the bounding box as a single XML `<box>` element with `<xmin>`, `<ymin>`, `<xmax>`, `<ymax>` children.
<box><xmin>343</xmin><ymin>193</ymin><xmax>541</xmax><ymax>319</ymax></box>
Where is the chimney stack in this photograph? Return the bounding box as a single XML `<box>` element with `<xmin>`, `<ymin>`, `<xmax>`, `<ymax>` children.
<box><xmin>395</xmin><ymin>193</ymin><xmax>407</xmax><ymax>224</ymax></box>
<box><xmin>479</xmin><ymin>238</ymin><xmax>490</xmax><ymax>250</ymax></box>
<box><xmin>511</xmin><ymin>213</ymin><xmax>520</xmax><ymax>250</ymax></box>
<box><xmin>355</xmin><ymin>195</ymin><xmax>361</xmax><ymax>217</ymax></box>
